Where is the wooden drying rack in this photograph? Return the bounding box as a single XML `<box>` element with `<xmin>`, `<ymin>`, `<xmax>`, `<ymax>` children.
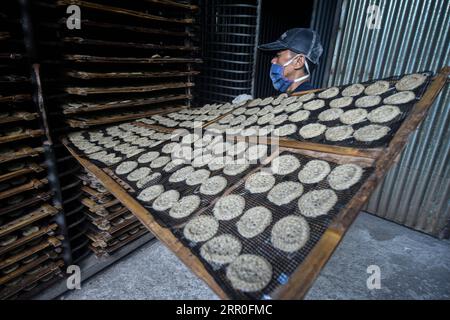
<box><xmin>62</xmin><ymin>66</ymin><xmax>449</xmax><ymax>299</ymax></box>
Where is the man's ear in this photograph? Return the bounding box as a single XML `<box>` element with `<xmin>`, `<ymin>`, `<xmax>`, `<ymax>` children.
<box><xmin>293</xmin><ymin>55</ymin><xmax>305</xmax><ymax>70</ymax></box>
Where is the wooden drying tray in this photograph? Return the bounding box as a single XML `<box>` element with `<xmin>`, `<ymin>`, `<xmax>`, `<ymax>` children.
<box><xmin>0</xmin><ymin>236</ymin><xmax>62</xmax><ymax>270</ymax></box>
<box><xmin>0</xmin><ymin>32</ymin><xmax>10</xmax><ymax>41</ymax></box>
<box><xmin>62</xmin><ymin>66</ymin><xmax>449</xmax><ymax>299</ymax></box>
<box><xmin>0</xmin><ymin>178</ymin><xmax>48</xmax><ymax>201</ymax></box>
<box><xmin>0</xmin><ymin>163</ymin><xmax>44</xmax><ymax>183</ymax></box>
<box><xmin>0</xmin><ymin>204</ymin><xmax>59</xmax><ymax>239</ymax></box>
<box><xmin>0</xmin><ymin>93</ymin><xmax>31</xmax><ymax>103</ymax></box>
<box><xmin>57</xmin><ymin>0</ymin><xmax>195</xmax><ymax>24</ymax></box>
<box><xmin>0</xmin><ymin>259</ymin><xmax>64</xmax><ymax>299</ymax></box>
<box><xmin>67</xmin><ymin>70</ymin><xmax>200</xmax><ymax>80</ymax></box>
<box><xmin>60</xmin><ymin>19</ymin><xmax>195</xmax><ymax>37</ymax></box>
<box><xmin>63</xmin><ymin>37</ymin><xmax>199</xmax><ymax>51</ymax></box>
<box><xmin>0</xmin><ymin>192</ymin><xmax>52</xmax><ymax>218</ymax></box>
<box><xmin>0</xmin><ymin>112</ymin><xmax>39</xmax><ymax>125</ymax></box>
<box><xmin>0</xmin><ymin>223</ymin><xmax>58</xmax><ymax>257</ymax></box>
<box><xmin>90</xmin><ymin>228</ymin><xmax>148</xmax><ymax>257</ymax></box>
<box><xmin>63</xmin><ymin>95</ymin><xmax>191</xmax><ymax>114</ymax></box>
<box><xmin>0</xmin><ymin>147</ymin><xmax>44</xmax><ymax>164</ymax></box>
<box><xmin>64</xmin><ymin>54</ymin><xmax>202</xmax><ymax>64</ymax></box>
<box><xmin>64</xmin><ymin>82</ymin><xmax>194</xmax><ymax>96</ymax></box>
<box><xmin>0</xmin><ymin>129</ymin><xmax>44</xmax><ymax>145</ymax></box>
<box><xmin>66</xmin><ymin>105</ymin><xmax>186</xmax><ymax>128</ymax></box>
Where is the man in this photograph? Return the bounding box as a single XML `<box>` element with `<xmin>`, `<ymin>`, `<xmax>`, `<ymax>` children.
<box><xmin>259</xmin><ymin>28</ymin><xmax>323</xmax><ymax>94</ymax></box>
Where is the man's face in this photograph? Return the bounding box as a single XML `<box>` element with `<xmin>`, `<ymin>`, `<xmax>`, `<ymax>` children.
<box><xmin>271</xmin><ymin>50</ymin><xmax>304</xmax><ymax>79</ymax></box>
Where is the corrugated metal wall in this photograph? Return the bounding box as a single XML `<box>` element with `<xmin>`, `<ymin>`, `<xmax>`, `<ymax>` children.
<box><xmin>323</xmin><ymin>0</ymin><xmax>449</xmax><ymax>238</ymax></box>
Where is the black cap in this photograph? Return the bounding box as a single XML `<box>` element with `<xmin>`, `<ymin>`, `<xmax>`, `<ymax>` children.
<box><xmin>258</xmin><ymin>28</ymin><xmax>323</xmax><ymax>64</ymax></box>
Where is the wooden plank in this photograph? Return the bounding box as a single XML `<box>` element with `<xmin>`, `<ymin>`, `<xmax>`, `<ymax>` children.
<box><xmin>142</xmin><ymin>0</ymin><xmax>199</xmax><ymax>11</ymax></box>
<box><xmin>0</xmin><ymin>178</ymin><xmax>47</xmax><ymax>201</ymax></box>
<box><xmin>0</xmin><ymin>192</ymin><xmax>52</xmax><ymax>217</ymax></box>
<box><xmin>0</xmin><ymin>204</ymin><xmax>59</xmax><ymax>238</ymax></box>
<box><xmin>0</xmin><ymin>163</ymin><xmax>44</xmax><ymax>183</ymax></box>
<box><xmin>66</xmin><ymin>106</ymin><xmax>186</xmax><ymax>128</ymax></box>
<box><xmin>0</xmin><ymin>129</ymin><xmax>44</xmax><ymax>145</ymax></box>
<box><xmin>0</xmin><ymin>223</ymin><xmax>58</xmax><ymax>256</ymax></box>
<box><xmin>63</xmin><ymin>37</ymin><xmax>199</xmax><ymax>51</ymax></box>
<box><xmin>62</xmin><ymin>95</ymin><xmax>190</xmax><ymax>114</ymax></box>
<box><xmin>0</xmin><ymin>93</ymin><xmax>32</xmax><ymax>103</ymax></box>
<box><xmin>272</xmin><ymin>66</ymin><xmax>450</xmax><ymax>299</ymax></box>
<box><xmin>0</xmin><ymin>112</ymin><xmax>39</xmax><ymax>124</ymax></box>
<box><xmin>63</xmin><ymin>142</ymin><xmax>230</xmax><ymax>299</ymax></box>
<box><xmin>65</xmin><ymin>82</ymin><xmax>194</xmax><ymax>96</ymax></box>
<box><xmin>59</xmin><ymin>19</ymin><xmax>194</xmax><ymax>37</ymax></box>
<box><xmin>66</xmin><ymin>70</ymin><xmax>200</xmax><ymax>80</ymax></box>
<box><xmin>0</xmin><ymin>147</ymin><xmax>43</xmax><ymax>164</ymax></box>
<box><xmin>64</xmin><ymin>54</ymin><xmax>202</xmax><ymax>64</ymax></box>
<box><xmin>56</xmin><ymin>0</ymin><xmax>195</xmax><ymax>24</ymax></box>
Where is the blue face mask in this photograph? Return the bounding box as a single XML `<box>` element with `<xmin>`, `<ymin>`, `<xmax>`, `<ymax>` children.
<box><xmin>270</xmin><ymin>55</ymin><xmax>310</xmax><ymax>92</ymax></box>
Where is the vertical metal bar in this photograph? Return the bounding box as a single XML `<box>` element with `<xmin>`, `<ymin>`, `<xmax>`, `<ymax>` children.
<box><xmin>19</xmin><ymin>0</ymin><xmax>73</xmax><ymax>265</ymax></box>
<box><xmin>250</xmin><ymin>0</ymin><xmax>261</xmax><ymax>97</ymax></box>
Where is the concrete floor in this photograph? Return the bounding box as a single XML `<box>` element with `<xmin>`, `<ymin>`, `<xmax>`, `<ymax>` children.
<box><xmin>60</xmin><ymin>212</ymin><xmax>450</xmax><ymax>300</ymax></box>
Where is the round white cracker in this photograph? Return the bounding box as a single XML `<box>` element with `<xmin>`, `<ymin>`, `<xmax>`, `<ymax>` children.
<box><xmin>355</xmin><ymin>95</ymin><xmax>381</xmax><ymax>108</ymax></box>
<box><xmin>354</xmin><ymin>124</ymin><xmax>390</xmax><ymax>142</ymax></box>
<box><xmin>364</xmin><ymin>80</ymin><xmax>391</xmax><ymax>95</ymax></box>
<box><xmin>273</xmin><ymin>124</ymin><xmax>297</xmax><ymax>137</ymax></box>
<box><xmin>137</xmin><ymin>184</ymin><xmax>164</xmax><ymax>202</ymax></box>
<box><xmin>325</xmin><ymin>125</ymin><xmax>354</xmax><ymax>141</ymax></box>
<box><xmin>186</xmin><ymin>169</ymin><xmax>211</xmax><ymax>186</ymax></box>
<box><xmin>136</xmin><ymin>172</ymin><xmax>162</xmax><ymax>189</ymax></box>
<box><xmin>395</xmin><ymin>73</ymin><xmax>427</xmax><ymax>91</ymax></box>
<box><xmin>288</xmin><ymin>110</ymin><xmax>310</xmax><ymax>123</ymax></box>
<box><xmin>298</xmin><ymin>189</ymin><xmax>338</xmax><ymax>217</ymax></box>
<box><xmin>152</xmin><ymin>190</ymin><xmax>180</xmax><ymax>211</ymax></box>
<box><xmin>329</xmin><ymin>96</ymin><xmax>353</xmax><ymax>108</ymax></box>
<box><xmin>271</xmin><ymin>154</ymin><xmax>300</xmax><ymax>175</ymax></box>
<box><xmin>267</xmin><ymin>181</ymin><xmax>304</xmax><ymax>206</ymax></box>
<box><xmin>318</xmin><ymin>108</ymin><xmax>344</xmax><ymax>121</ymax></box>
<box><xmin>237</xmin><ymin>207</ymin><xmax>272</xmax><ymax>238</ymax></box>
<box><xmin>169</xmin><ymin>195</ymin><xmax>201</xmax><ymax>219</ymax></box>
<box><xmin>226</xmin><ymin>254</ymin><xmax>272</xmax><ymax>292</ymax></box>
<box><xmin>340</xmin><ymin>108</ymin><xmax>368</xmax><ymax>125</ymax></box>
<box><xmin>271</xmin><ymin>215</ymin><xmax>309</xmax><ymax>252</ymax></box>
<box><xmin>342</xmin><ymin>83</ymin><xmax>365</xmax><ymax>97</ymax></box>
<box><xmin>150</xmin><ymin>156</ymin><xmax>171</xmax><ymax>169</ymax></box>
<box><xmin>183</xmin><ymin>215</ymin><xmax>219</xmax><ymax>243</ymax></box>
<box><xmin>127</xmin><ymin>167</ymin><xmax>151</xmax><ymax>182</ymax></box>
<box><xmin>318</xmin><ymin>87</ymin><xmax>339</xmax><ymax>99</ymax></box>
<box><xmin>169</xmin><ymin>166</ymin><xmax>194</xmax><ymax>183</ymax></box>
<box><xmin>245</xmin><ymin>144</ymin><xmax>268</xmax><ymax>162</ymax></box>
<box><xmin>299</xmin><ymin>123</ymin><xmax>326</xmax><ymax>139</ymax></box>
<box><xmin>200</xmin><ymin>176</ymin><xmax>228</xmax><ymax>195</ymax></box>
<box><xmin>137</xmin><ymin>151</ymin><xmax>160</xmax><ymax>164</ymax></box>
<box><xmin>115</xmin><ymin>161</ymin><xmax>138</xmax><ymax>175</ymax></box>
<box><xmin>223</xmin><ymin>163</ymin><xmax>249</xmax><ymax>176</ymax></box>
<box><xmin>303</xmin><ymin>99</ymin><xmax>325</xmax><ymax>111</ymax></box>
<box><xmin>327</xmin><ymin>163</ymin><xmax>363</xmax><ymax>190</ymax></box>
<box><xmin>200</xmin><ymin>234</ymin><xmax>242</xmax><ymax>265</ymax></box>
<box><xmin>245</xmin><ymin>171</ymin><xmax>276</xmax><ymax>193</ymax></box>
<box><xmin>367</xmin><ymin>105</ymin><xmax>401</xmax><ymax>123</ymax></box>
<box><xmin>298</xmin><ymin>160</ymin><xmax>331</xmax><ymax>184</ymax></box>
<box><xmin>213</xmin><ymin>194</ymin><xmax>245</xmax><ymax>220</ymax></box>
<box><xmin>383</xmin><ymin>91</ymin><xmax>415</xmax><ymax>105</ymax></box>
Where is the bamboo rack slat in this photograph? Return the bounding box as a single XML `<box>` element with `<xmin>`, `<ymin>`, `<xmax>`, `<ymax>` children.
<box><xmin>64</xmin><ymin>54</ymin><xmax>202</xmax><ymax>64</ymax></box>
<box><xmin>66</xmin><ymin>70</ymin><xmax>200</xmax><ymax>80</ymax></box>
<box><xmin>64</xmin><ymin>82</ymin><xmax>194</xmax><ymax>95</ymax></box>
<box><xmin>0</xmin><ymin>112</ymin><xmax>39</xmax><ymax>124</ymax></box>
<box><xmin>0</xmin><ymin>129</ymin><xmax>44</xmax><ymax>145</ymax></box>
<box><xmin>63</xmin><ymin>37</ymin><xmax>199</xmax><ymax>51</ymax></box>
<box><xmin>59</xmin><ymin>19</ymin><xmax>195</xmax><ymax>37</ymax></box>
<box><xmin>0</xmin><ymin>192</ymin><xmax>52</xmax><ymax>217</ymax></box>
<box><xmin>143</xmin><ymin>0</ymin><xmax>199</xmax><ymax>11</ymax></box>
<box><xmin>56</xmin><ymin>0</ymin><xmax>195</xmax><ymax>24</ymax></box>
<box><xmin>0</xmin><ymin>93</ymin><xmax>31</xmax><ymax>103</ymax></box>
<box><xmin>0</xmin><ymin>147</ymin><xmax>44</xmax><ymax>164</ymax></box>
<box><xmin>0</xmin><ymin>204</ymin><xmax>59</xmax><ymax>238</ymax></box>
<box><xmin>0</xmin><ymin>163</ymin><xmax>44</xmax><ymax>183</ymax></box>
<box><xmin>0</xmin><ymin>178</ymin><xmax>47</xmax><ymax>201</ymax></box>
<box><xmin>0</xmin><ymin>237</ymin><xmax>61</xmax><ymax>270</ymax></box>
<box><xmin>66</xmin><ymin>106</ymin><xmax>186</xmax><ymax>128</ymax></box>
<box><xmin>62</xmin><ymin>95</ymin><xmax>191</xmax><ymax>114</ymax></box>
<box><xmin>0</xmin><ymin>223</ymin><xmax>58</xmax><ymax>256</ymax></box>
